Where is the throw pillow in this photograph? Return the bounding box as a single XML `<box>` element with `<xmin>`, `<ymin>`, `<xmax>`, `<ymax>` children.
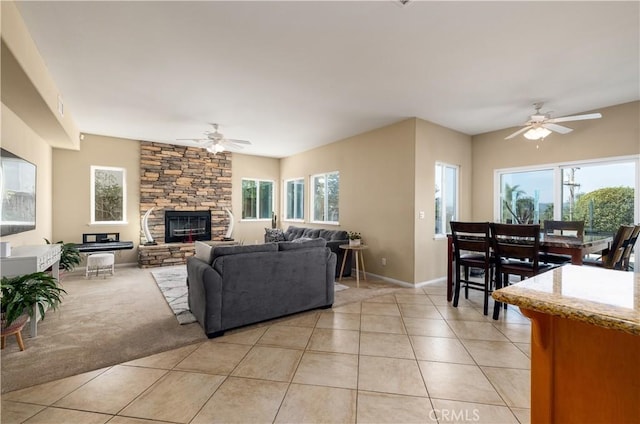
<box><xmin>265</xmin><ymin>228</ymin><xmax>286</xmax><ymax>243</ymax></box>
<box><xmin>194</xmin><ymin>241</ymin><xmax>213</xmax><ymax>264</ymax></box>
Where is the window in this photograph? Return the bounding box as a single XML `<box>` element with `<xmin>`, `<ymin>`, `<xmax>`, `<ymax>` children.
<box><xmin>284</xmin><ymin>178</ymin><xmax>304</xmax><ymax>221</ymax></box>
<box><xmin>242</xmin><ymin>178</ymin><xmax>274</xmax><ymax>220</ymax></box>
<box><xmin>311</xmin><ymin>171</ymin><xmax>339</xmax><ymax>223</ymax></box>
<box><xmin>435</xmin><ymin>163</ymin><xmax>458</xmax><ymax>235</ymax></box>
<box><xmin>495</xmin><ymin>157</ymin><xmax>638</xmax><ymax>235</ymax></box>
<box><xmin>91</xmin><ymin>166</ymin><xmax>126</xmax><ymax>224</ymax></box>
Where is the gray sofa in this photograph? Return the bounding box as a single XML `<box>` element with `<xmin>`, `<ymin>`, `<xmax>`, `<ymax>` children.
<box><xmin>265</xmin><ymin>226</ymin><xmax>353</xmax><ymax>277</ymax></box>
<box><xmin>187</xmin><ymin>239</ymin><xmax>336</xmax><ymax>338</ymax></box>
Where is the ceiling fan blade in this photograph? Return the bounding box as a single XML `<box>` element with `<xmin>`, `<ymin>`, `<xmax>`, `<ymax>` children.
<box><xmin>542</xmin><ymin>123</ymin><xmax>573</xmax><ymax>134</ymax></box>
<box><xmin>226</xmin><ymin>138</ymin><xmax>252</xmax><ymax>145</ymax></box>
<box><xmin>221</xmin><ymin>141</ymin><xmax>245</xmax><ymax>150</ymax></box>
<box><xmin>505</xmin><ymin>126</ymin><xmax>532</xmax><ymax>140</ymax></box>
<box><xmin>547</xmin><ymin>113</ymin><xmax>602</xmax><ymax>123</ymax></box>
<box><xmin>176</xmin><ymin>138</ymin><xmax>209</xmax><ymax>142</ymax></box>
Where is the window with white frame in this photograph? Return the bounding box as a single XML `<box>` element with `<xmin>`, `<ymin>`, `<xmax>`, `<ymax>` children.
<box><xmin>284</xmin><ymin>178</ymin><xmax>304</xmax><ymax>221</ymax></box>
<box><xmin>311</xmin><ymin>171</ymin><xmax>339</xmax><ymax>223</ymax></box>
<box><xmin>91</xmin><ymin>166</ymin><xmax>126</xmax><ymax>224</ymax></box>
<box><xmin>435</xmin><ymin>162</ymin><xmax>458</xmax><ymax>235</ymax></box>
<box><xmin>495</xmin><ymin>156</ymin><xmax>638</xmax><ymax>235</ymax></box>
<box><xmin>242</xmin><ymin>178</ymin><xmax>274</xmax><ymax>220</ymax></box>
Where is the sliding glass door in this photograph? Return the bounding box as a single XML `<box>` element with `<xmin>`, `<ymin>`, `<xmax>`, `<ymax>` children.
<box><xmin>496</xmin><ymin>157</ymin><xmax>638</xmax><ymax>235</ymax></box>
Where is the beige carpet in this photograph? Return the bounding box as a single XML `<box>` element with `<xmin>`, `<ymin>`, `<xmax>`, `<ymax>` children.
<box><xmin>1</xmin><ymin>265</ymin><xmax>401</xmax><ymax>393</ymax></box>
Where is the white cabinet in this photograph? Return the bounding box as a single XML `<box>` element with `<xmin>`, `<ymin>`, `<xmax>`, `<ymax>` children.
<box><xmin>0</xmin><ymin>244</ymin><xmax>62</xmax><ymax>337</ymax></box>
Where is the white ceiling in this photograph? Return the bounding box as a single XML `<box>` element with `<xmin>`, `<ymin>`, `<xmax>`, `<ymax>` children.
<box><xmin>15</xmin><ymin>1</ymin><xmax>640</xmax><ymax>158</ymax></box>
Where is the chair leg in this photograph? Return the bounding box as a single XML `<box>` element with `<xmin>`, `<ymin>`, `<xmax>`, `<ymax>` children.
<box><xmin>493</xmin><ymin>272</ymin><xmax>502</xmax><ymax>320</ymax></box>
<box><xmin>464</xmin><ymin>266</ymin><xmax>470</xmax><ymax>299</ymax></box>
<box><xmin>15</xmin><ymin>331</ymin><xmax>25</xmax><ymax>351</ymax></box>
<box><xmin>453</xmin><ymin>265</ymin><xmax>462</xmax><ymax>307</ymax></box>
<box><xmin>482</xmin><ymin>268</ymin><xmax>489</xmax><ymax>316</ymax></box>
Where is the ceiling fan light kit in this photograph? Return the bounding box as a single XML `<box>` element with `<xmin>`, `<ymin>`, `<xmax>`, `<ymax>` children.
<box><xmin>524</xmin><ymin>127</ymin><xmax>552</xmax><ymax>141</ymax></box>
<box><xmin>505</xmin><ymin>102</ymin><xmax>602</xmax><ymax>141</ymax></box>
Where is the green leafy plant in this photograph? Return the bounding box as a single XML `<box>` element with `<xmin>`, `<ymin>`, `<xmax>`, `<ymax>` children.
<box><xmin>44</xmin><ymin>239</ymin><xmax>82</xmax><ymax>272</ymax></box>
<box><xmin>348</xmin><ymin>231</ymin><xmax>361</xmax><ymax>240</ymax></box>
<box><xmin>1</xmin><ymin>272</ymin><xmax>66</xmax><ymax>327</ymax></box>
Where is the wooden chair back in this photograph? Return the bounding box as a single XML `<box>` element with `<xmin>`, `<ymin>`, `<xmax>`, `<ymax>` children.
<box><xmin>619</xmin><ymin>224</ymin><xmax>640</xmax><ymax>271</ymax></box>
<box><xmin>603</xmin><ymin>225</ymin><xmax>635</xmax><ymax>270</ymax></box>
<box><xmin>491</xmin><ymin>223</ymin><xmax>541</xmax><ymax>266</ymax></box>
<box><xmin>543</xmin><ymin>220</ymin><xmax>585</xmax><ymax>238</ymax></box>
<box><xmin>450</xmin><ymin>221</ymin><xmax>491</xmax><ymax>260</ymax></box>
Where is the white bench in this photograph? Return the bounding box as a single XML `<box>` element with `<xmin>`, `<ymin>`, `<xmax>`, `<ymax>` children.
<box><xmin>86</xmin><ymin>253</ymin><xmax>115</xmax><ymax>278</ymax></box>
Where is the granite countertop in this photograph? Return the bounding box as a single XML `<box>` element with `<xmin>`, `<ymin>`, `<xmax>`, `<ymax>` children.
<box><xmin>492</xmin><ymin>265</ymin><xmax>640</xmax><ymax>336</ymax></box>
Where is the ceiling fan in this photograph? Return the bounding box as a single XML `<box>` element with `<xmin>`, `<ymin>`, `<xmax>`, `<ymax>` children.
<box><xmin>505</xmin><ymin>103</ymin><xmax>602</xmax><ymax>140</ymax></box>
<box><xmin>177</xmin><ymin>123</ymin><xmax>251</xmax><ymax>154</ymax></box>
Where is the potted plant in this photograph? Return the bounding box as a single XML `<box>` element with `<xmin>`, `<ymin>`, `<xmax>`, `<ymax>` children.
<box><xmin>1</xmin><ymin>272</ymin><xmax>66</xmax><ymax>337</ymax></box>
<box><xmin>348</xmin><ymin>231</ymin><xmax>362</xmax><ymax>246</ymax></box>
<box><xmin>45</xmin><ymin>239</ymin><xmax>82</xmax><ymax>273</ymax></box>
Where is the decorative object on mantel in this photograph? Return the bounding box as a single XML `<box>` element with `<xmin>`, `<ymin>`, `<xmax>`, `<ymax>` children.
<box><xmin>348</xmin><ymin>231</ymin><xmax>362</xmax><ymax>246</ymax></box>
<box><xmin>224</xmin><ymin>208</ymin><xmax>235</xmax><ymax>241</ymax></box>
<box><xmin>142</xmin><ymin>207</ymin><xmax>157</xmax><ymax>245</ymax></box>
<box><xmin>1</xmin><ymin>271</ymin><xmax>66</xmax><ymax>351</ymax></box>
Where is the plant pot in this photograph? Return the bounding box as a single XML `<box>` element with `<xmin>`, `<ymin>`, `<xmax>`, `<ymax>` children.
<box><xmin>349</xmin><ymin>239</ymin><xmax>361</xmax><ymax>247</ymax></box>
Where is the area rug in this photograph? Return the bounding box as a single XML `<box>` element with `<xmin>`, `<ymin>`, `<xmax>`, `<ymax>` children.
<box><xmin>150</xmin><ymin>266</ymin><xmax>197</xmax><ymax>324</ymax></box>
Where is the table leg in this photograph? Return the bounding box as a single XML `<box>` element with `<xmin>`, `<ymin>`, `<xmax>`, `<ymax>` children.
<box><xmin>354</xmin><ymin>250</ymin><xmax>360</xmax><ymax>288</ymax></box>
<box><xmin>360</xmin><ymin>251</ymin><xmax>367</xmax><ymax>281</ymax></box>
<box><xmin>570</xmin><ymin>249</ymin><xmax>583</xmax><ymax>265</ymax></box>
<box><xmin>338</xmin><ymin>250</ymin><xmax>348</xmax><ymax>282</ymax></box>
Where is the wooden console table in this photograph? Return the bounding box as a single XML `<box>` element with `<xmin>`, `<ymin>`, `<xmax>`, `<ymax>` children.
<box><xmin>0</xmin><ymin>244</ymin><xmax>62</xmax><ymax>337</ymax></box>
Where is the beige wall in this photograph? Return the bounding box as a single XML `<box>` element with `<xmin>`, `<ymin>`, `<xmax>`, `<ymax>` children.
<box><xmin>231</xmin><ymin>153</ymin><xmax>281</xmax><ymax>245</ymax></box>
<box><xmin>1</xmin><ymin>104</ymin><xmax>53</xmax><ymax>246</ymax></box>
<box><xmin>52</xmin><ymin>134</ymin><xmax>140</xmax><ymax>264</ymax></box>
<box><xmin>414</xmin><ymin>119</ymin><xmax>472</xmax><ymax>283</ymax></box>
<box><xmin>281</xmin><ymin>119</ymin><xmax>417</xmax><ymax>283</ymax></box>
<box><xmin>1</xmin><ymin>1</ymin><xmax>79</xmax><ymax>149</ymax></box>
<box><xmin>471</xmin><ymin>101</ymin><xmax>640</xmax><ymax>221</ymax></box>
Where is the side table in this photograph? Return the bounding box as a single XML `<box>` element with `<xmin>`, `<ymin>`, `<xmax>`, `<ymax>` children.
<box><xmin>338</xmin><ymin>244</ymin><xmax>368</xmax><ymax>288</ymax></box>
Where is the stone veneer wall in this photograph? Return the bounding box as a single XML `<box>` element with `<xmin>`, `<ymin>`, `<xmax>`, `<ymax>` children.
<box><xmin>139</xmin><ymin>141</ymin><xmax>232</xmax><ymax>267</ymax></box>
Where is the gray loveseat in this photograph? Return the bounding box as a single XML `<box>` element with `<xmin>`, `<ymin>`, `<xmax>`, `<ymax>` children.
<box><xmin>187</xmin><ymin>239</ymin><xmax>336</xmax><ymax>338</ymax></box>
<box><xmin>265</xmin><ymin>226</ymin><xmax>352</xmax><ymax>277</ymax></box>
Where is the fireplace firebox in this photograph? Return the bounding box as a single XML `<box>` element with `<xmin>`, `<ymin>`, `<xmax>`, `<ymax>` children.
<box><xmin>164</xmin><ymin>211</ymin><xmax>211</xmax><ymax>243</ymax></box>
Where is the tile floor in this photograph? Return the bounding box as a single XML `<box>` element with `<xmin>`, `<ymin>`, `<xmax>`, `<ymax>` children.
<box><xmin>2</xmin><ymin>281</ymin><xmax>531</xmax><ymax>424</ymax></box>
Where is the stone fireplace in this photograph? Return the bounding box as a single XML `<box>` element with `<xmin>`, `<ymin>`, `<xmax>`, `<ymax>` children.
<box><xmin>138</xmin><ymin>141</ymin><xmax>232</xmax><ymax>267</ymax></box>
<box><xmin>164</xmin><ymin>210</ymin><xmax>211</xmax><ymax>243</ymax></box>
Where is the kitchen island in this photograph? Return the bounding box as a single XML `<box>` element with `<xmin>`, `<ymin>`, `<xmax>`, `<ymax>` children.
<box><xmin>493</xmin><ymin>265</ymin><xmax>639</xmax><ymax>424</ymax></box>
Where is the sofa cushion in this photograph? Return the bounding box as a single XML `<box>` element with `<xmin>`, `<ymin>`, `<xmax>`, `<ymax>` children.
<box><xmin>302</xmin><ymin>228</ymin><xmax>321</xmax><ymax>239</ymax></box>
<box><xmin>194</xmin><ymin>241</ymin><xmax>214</xmax><ymax>264</ymax></box>
<box><xmin>284</xmin><ymin>226</ymin><xmax>306</xmax><ymax>241</ymax></box>
<box><xmin>212</xmin><ymin>243</ymin><xmax>278</xmax><ymax>261</ymax></box>
<box><xmin>278</xmin><ymin>238</ymin><xmax>327</xmax><ymax>251</ymax></box>
<box><xmin>264</xmin><ymin>228</ymin><xmax>286</xmax><ymax>243</ymax></box>
<box><xmin>318</xmin><ymin>229</ymin><xmax>348</xmax><ymax>241</ymax></box>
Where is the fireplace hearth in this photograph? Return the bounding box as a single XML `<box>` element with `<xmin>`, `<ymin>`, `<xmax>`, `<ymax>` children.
<box><xmin>164</xmin><ymin>211</ymin><xmax>211</xmax><ymax>243</ymax></box>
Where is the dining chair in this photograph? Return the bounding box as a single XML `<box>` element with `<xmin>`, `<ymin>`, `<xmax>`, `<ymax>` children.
<box><xmin>621</xmin><ymin>224</ymin><xmax>640</xmax><ymax>271</ymax></box>
<box><xmin>539</xmin><ymin>220</ymin><xmax>585</xmax><ymax>265</ymax></box>
<box><xmin>490</xmin><ymin>223</ymin><xmax>554</xmax><ymax>320</ymax></box>
<box><xmin>584</xmin><ymin>224</ymin><xmax>637</xmax><ymax>271</ymax></box>
<box><xmin>450</xmin><ymin>221</ymin><xmax>494</xmax><ymax>316</ymax></box>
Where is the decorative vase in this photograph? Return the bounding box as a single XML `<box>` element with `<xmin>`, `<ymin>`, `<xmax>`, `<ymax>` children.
<box><xmin>349</xmin><ymin>239</ymin><xmax>361</xmax><ymax>247</ymax></box>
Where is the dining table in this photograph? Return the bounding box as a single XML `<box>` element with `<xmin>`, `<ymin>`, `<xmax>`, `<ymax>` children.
<box><xmin>446</xmin><ymin>233</ymin><xmax>613</xmax><ymax>302</ymax></box>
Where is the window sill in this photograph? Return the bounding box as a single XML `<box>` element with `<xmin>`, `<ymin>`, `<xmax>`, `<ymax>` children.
<box><xmin>90</xmin><ymin>221</ymin><xmax>128</xmax><ymax>226</ymax></box>
<box><xmin>310</xmin><ymin>221</ymin><xmax>340</xmax><ymax>226</ymax></box>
